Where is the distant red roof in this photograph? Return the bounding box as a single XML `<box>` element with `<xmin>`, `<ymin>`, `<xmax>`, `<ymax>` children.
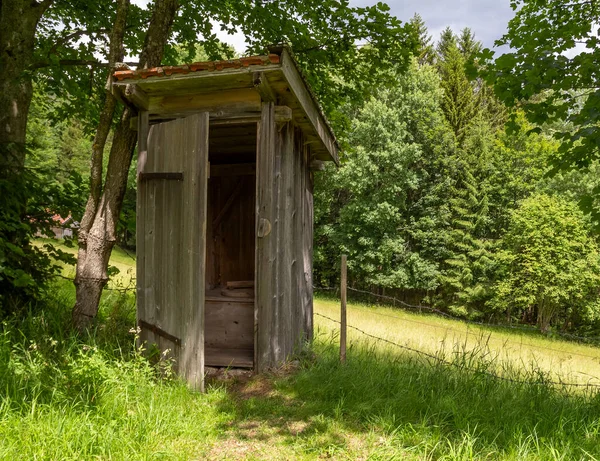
<box><xmin>113</xmin><ymin>54</ymin><xmax>281</xmax><ymax>82</ymax></box>
<box><xmin>51</xmin><ymin>214</ymin><xmax>73</xmax><ymax>225</ymax></box>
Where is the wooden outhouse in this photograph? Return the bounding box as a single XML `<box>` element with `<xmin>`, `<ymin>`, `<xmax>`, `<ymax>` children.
<box><xmin>112</xmin><ymin>46</ymin><xmax>339</xmax><ymax>389</ymax></box>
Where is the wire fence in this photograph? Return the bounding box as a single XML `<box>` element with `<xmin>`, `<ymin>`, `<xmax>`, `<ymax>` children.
<box><xmin>313</xmin><ymin>311</ymin><xmax>600</xmax><ymax>390</ymax></box>
<box><xmin>57</xmin><ymin>274</ymin><xmax>136</xmax><ymax>294</ymax></box>
<box><xmin>315</xmin><ymin>285</ymin><xmax>600</xmax><ymax>345</ymax></box>
<box><xmin>52</xmin><ymin>245</ymin><xmax>600</xmax><ymax>388</ymax></box>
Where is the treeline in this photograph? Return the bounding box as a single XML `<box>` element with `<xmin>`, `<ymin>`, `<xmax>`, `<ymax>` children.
<box><xmin>314</xmin><ymin>17</ymin><xmax>600</xmax><ymax>334</ymax></box>
<box><xmin>2</xmin><ymin>0</ymin><xmax>596</xmax><ymax>334</ymax></box>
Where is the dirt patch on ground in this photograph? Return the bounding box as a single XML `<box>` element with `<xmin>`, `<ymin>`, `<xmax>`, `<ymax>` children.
<box><xmin>205</xmin><ymin>436</ymin><xmax>281</xmax><ymax>460</ymax></box>
<box><xmin>206</xmin><ymin>360</ymin><xmax>301</xmax><ymax>400</ymax></box>
<box><xmin>234</xmin><ymin>375</ymin><xmax>275</xmax><ymax>399</ymax></box>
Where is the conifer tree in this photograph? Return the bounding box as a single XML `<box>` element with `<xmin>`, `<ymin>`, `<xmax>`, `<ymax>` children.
<box><xmin>409</xmin><ymin>13</ymin><xmax>434</xmax><ymax>65</ymax></box>
<box><xmin>457</xmin><ymin>27</ymin><xmax>481</xmax><ymax>58</ymax></box>
<box><xmin>436</xmin><ymin>27</ymin><xmax>457</xmax><ymax>62</ymax></box>
<box><xmin>439</xmin><ymin>117</ymin><xmax>498</xmax><ymax>315</ymax></box>
<box><xmin>438</xmin><ymin>44</ymin><xmax>479</xmax><ymax>146</ymax></box>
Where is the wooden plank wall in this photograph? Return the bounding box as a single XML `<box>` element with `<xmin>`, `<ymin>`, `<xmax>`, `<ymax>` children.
<box><xmin>206</xmin><ymin>173</ymin><xmax>256</xmax><ymax>289</ymax></box>
<box><xmin>255</xmin><ymin>102</ymin><xmax>314</xmax><ymax>371</ymax></box>
<box><xmin>137</xmin><ymin>113</ymin><xmax>209</xmax><ymax>391</ymax></box>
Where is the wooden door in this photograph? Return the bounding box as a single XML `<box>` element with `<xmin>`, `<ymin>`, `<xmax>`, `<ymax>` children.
<box><xmin>137</xmin><ymin>112</ymin><xmax>209</xmax><ymax>390</ymax></box>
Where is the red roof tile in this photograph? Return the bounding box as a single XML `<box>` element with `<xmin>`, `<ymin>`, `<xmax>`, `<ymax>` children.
<box><xmin>113</xmin><ymin>54</ymin><xmax>281</xmax><ymax>82</ymax></box>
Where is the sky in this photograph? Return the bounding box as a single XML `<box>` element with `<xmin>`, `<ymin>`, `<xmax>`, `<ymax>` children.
<box><xmin>369</xmin><ymin>0</ymin><xmax>516</xmax><ymax>50</ymax></box>
<box><xmin>210</xmin><ymin>0</ymin><xmax>517</xmax><ymax>54</ymax></box>
<box><xmin>129</xmin><ymin>0</ymin><xmax>589</xmax><ymax>59</ymax></box>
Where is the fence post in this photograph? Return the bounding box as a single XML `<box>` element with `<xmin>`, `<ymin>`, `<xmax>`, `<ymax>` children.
<box><xmin>340</xmin><ymin>254</ymin><xmax>347</xmax><ymax>363</ymax></box>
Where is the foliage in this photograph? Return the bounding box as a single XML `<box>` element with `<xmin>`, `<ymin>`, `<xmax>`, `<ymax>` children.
<box><xmin>314</xmin><ymin>21</ymin><xmax>600</xmax><ymax>329</ymax></box>
<box><xmin>492</xmin><ymin>194</ymin><xmax>600</xmax><ymax>332</ymax></box>
<box><xmin>3</xmin><ymin>284</ymin><xmax>600</xmax><ymax>459</ymax></box>
<box><xmin>314</xmin><ymin>59</ymin><xmax>455</xmax><ymax>292</ymax></box>
<box><xmin>26</xmin><ymin>87</ymin><xmax>93</xmax><ymax>184</ymax></box>
<box><xmin>32</xmin><ymin>0</ymin><xmax>417</xmax><ymax>134</ymax></box>
<box><xmin>0</xmin><ymin>169</ymin><xmax>84</xmax><ymax>315</ymax></box>
<box><xmin>482</xmin><ymin>0</ymin><xmax>600</xmax><ymax>222</ymax></box>
<box><xmin>408</xmin><ymin>13</ymin><xmax>434</xmax><ymax>65</ymax></box>
<box><xmin>438</xmin><ymin>150</ymin><xmax>497</xmax><ymax>316</ymax></box>
<box><xmin>438</xmin><ymin>43</ymin><xmax>480</xmax><ymax>146</ymax></box>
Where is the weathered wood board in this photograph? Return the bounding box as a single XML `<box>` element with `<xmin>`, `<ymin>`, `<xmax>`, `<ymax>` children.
<box><xmin>204</xmin><ymin>295</ymin><xmax>254</xmax><ymax>368</ymax></box>
<box><xmin>255</xmin><ymin>103</ymin><xmax>314</xmax><ymax>371</ymax></box>
<box><xmin>137</xmin><ymin>113</ymin><xmax>209</xmax><ymax>391</ymax></box>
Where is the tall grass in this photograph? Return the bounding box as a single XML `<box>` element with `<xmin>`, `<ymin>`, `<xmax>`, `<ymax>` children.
<box><xmin>0</xmin><ymin>280</ymin><xmax>230</xmax><ymax>460</ymax></box>
<box><xmin>2</xmin><ymin>282</ymin><xmax>600</xmax><ymax>459</ymax></box>
<box><xmin>268</xmin><ymin>329</ymin><xmax>600</xmax><ymax>459</ymax></box>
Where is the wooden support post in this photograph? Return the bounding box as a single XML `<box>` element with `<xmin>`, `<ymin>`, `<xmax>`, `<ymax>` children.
<box><xmin>340</xmin><ymin>254</ymin><xmax>347</xmax><ymax>363</ymax></box>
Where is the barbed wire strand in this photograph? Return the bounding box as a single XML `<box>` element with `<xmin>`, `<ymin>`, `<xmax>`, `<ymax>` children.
<box><xmin>335</xmin><ymin>306</ymin><xmax>600</xmax><ymax>360</ymax></box>
<box><xmin>56</xmin><ymin>274</ymin><xmax>136</xmax><ymax>293</ymax></box>
<box><xmin>314</xmin><ymin>312</ymin><xmax>600</xmax><ymax>390</ymax></box>
<box><xmin>314</xmin><ymin>285</ymin><xmax>600</xmax><ymax>345</ymax></box>
<box><xmin>318</xmin><ymin>292</ymin><xmax>600</xmax><ymax>359</ymax></box>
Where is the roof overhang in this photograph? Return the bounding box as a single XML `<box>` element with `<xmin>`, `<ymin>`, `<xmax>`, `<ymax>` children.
<box><xmin>112</xmin><ymin>48</ymin><xmax>339</xmax><ymax>165</ymax></box>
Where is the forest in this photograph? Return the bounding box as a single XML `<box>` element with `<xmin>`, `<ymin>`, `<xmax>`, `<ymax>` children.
<box><xmin>3</xmin><ymin>0</ymin><xmax>597</xmax><ymax>334</ymax></box>
<box><xmin>314</xmin><ymin>17</ymin><xmax>600</xmax><ymax>335</ymax></box>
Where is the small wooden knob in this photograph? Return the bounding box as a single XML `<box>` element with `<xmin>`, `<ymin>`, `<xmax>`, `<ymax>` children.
<box><xmin>257</xmin><ymin>217</ymin><xmax>272</xmax><ymax>238</ymax></box>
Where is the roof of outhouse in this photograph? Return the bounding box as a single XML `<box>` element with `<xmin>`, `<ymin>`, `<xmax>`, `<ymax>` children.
<box><xmin>112</xmin><ymin>47</ymin><xmax>339</xmax><ymax>164</ymax></box>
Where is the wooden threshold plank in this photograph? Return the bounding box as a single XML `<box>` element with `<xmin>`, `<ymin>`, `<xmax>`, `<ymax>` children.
<box><xmin>204</xmin><ymin>347</ymin><xmax>254</xmax><ymax>368</ymax></box>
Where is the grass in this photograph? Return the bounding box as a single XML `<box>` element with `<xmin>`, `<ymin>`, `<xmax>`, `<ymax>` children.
<box><xmin>33</xmin><ymin>238</ymin><xmax>137</xmax><ymax>289</ymax></box>
<box><xmin>2</xmin><ymin>249</ymin><xmax>600</xmax><ymax>459</ymax></box>
<box><xmin>315</xmin><ymin>296</ymin><xmax>600</xmax><ymax>387</ymax></box>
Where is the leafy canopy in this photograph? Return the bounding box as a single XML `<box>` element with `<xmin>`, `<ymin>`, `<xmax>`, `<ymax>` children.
<box><xmin>481</xmin><ymin>0</ymin><xmax>600</xmax><ymax>173</ymax></box>
<box><xmin>492</xmin><ymin>194</ymin><xmax>600</xmax><ymax>332</ymax></box>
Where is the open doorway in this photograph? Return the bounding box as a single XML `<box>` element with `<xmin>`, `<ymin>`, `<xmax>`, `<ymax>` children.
<box><xmin>204</xmin><ymin>123</ymin><xmax>257</xmax><ymax>368</ymax></box>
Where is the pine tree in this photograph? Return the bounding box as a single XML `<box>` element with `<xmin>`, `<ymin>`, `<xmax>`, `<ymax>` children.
<box><xmin>440</xmin><ymin>156</ymin><xmax>497</xmax><ymax>316</ymax></box>
<box><xmin>438</xmin><ymin>44</ymin><xmax>479</xmax><ymax>146</ymax></box>
<box><xmin>457</xmin><ymin>27</ymin><xmax>481</xmax><ymax>58</ymax></box>
<box><xmin>436</xmin><ymin>27</ymin><xmax>457</xmax><ymax>62</ymax></box>
<box><xmin>409</xmin><ymin>13</ymin><xmax>435</xmax><ymax>65</ymax></box>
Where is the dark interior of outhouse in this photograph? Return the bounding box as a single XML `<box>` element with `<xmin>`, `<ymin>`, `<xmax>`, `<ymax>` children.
<box><xmin>204</xmin><ymin>123</ymin><xmax>257</xmax><ymax>368</ymax></box>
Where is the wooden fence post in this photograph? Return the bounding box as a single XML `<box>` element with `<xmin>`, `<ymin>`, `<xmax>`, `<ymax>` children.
<box><xmin>340</xmin><ymin>254</ymin><xmax>347</xmax><ymax>363</ymax></box>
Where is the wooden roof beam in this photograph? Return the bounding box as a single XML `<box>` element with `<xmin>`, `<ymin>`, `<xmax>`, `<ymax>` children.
<box><xmin>253</xmin><ymin>72</ymin><xmax>277</xmax><ymax>103</ymax></box>
<box><xmin>278</xmin><ymin>49</ymin><xmax>340</xmax><ymax>165</ymax></box>
<box><xmin>124</xmin><ymin>83</ymin><xmax>150</xmax><ymax>110</ymax></box>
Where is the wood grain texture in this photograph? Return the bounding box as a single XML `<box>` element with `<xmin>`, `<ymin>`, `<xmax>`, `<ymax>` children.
<box><xmin>205</xmin><ymin>348</ymin><xmax>253</xmax><ymax>368</ymax></box>
<box><xmin>279</xmin><ymin>49</ymin><xmax>339</xmax><ymax>165</ymax></box>
<box><xmin>255</xmin><ymin>107</ymin><xmax>314</xmax><ymax>371</ymax></box>
<box><xmin>303</xmin><ymin>141</ymin><xmax>315</xmax><ymax>342</ymax></box>
<box><xmin>137</xmin><ymin>113</ymin><xmax>209</xmax><ymax>391</ymax></box>
<box><xmin>136</xmin><ymin>111</ymin><xmax>149</xmax><ymax>350</ymax></box>
<box><xmin>340</xmin><ymin>254</ymin><xmax>347</xmax><ymax>363</ymax></box>
<box><xmin>255</xmin><ymin>102</ymin><xmax>276</xmax><ymax>371</ymax></box>
<box><xmin>205</xmin><ymin>297</ymin><xmax>254</xmax><ymax>351</ymax></box>
<box><xmin>149</xmin><ymin>88</ymin><xmax>260</xmax><ymax>119</ymax></box>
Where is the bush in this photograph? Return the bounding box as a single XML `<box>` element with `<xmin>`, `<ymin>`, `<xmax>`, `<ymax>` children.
<box><xmin>0</xmin><ymin>169</ymin><xmax>85</xmax><ymax>316</ymax></box>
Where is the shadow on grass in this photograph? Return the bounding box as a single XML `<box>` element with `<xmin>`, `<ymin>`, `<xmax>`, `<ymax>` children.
<box><xmin>4</xmin><ymin>284</ymin><xmax>600</xmax><ymax>459</ymax></box>
<box><xmin>211</xmin><ymin>334</ymin><xmax>600</xmax><ymax>459</ymax></box>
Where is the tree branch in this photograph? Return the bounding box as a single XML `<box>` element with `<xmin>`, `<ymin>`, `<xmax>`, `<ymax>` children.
<box><xmin>30</xmin><ymin>59</ymin><xmax>138</xmax><ymax>70</ymax></box>
<box><xmin>48</xmin><ymin>28</ymin><xmax>111</xmax><ymax>56</ymax></box>
<box><xmin>79</xmin><ymin>0</ymin><xmax>130</xmax><ymax>242</ymax></box>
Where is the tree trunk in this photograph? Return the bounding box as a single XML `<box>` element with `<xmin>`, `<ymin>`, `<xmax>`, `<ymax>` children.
<box><xmin>73</xmin><ymin>0</ymin><xmax>129</xmax><ymax>328</ymax></box>
<box><xmin>73</xmin><ymin>0</ymin><xmax>179</xmax><ymax>330</ymax></box>
<box><xmin>536</xmin><ymin>296</ymin><xmax>555</xmax><ymax>334</ymax></box>
<box><xmin>0</xmin><ymin>0</ymin><xmax>51</xmax><ymax>175</ymax></box>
